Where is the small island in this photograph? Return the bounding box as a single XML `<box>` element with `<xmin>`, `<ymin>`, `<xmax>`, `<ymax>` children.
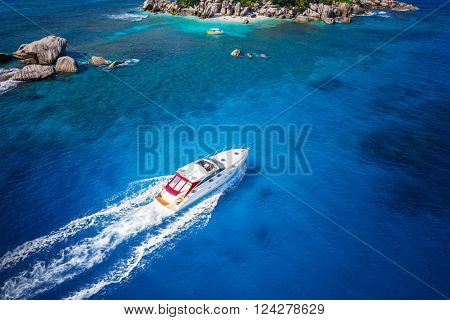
<box><xmin>0</xmin><ymin>0</ymin><xmax>418</xmax><ymax>90</ymax></box>
<box><xmin>141</xmin><ymin>0</ymin><xmax>417</xmax><ymax>24</ymax></box>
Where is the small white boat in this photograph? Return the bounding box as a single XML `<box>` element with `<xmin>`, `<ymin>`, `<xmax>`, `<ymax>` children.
<box><xmin>205</xmin><ymin>28</ymin><xmax>224</xmax><ymax>35</ymax></box>
<box><xmin>155</xmin><ymin>148</ymin><xmax>248</xmax><ymax>212</ymax></box>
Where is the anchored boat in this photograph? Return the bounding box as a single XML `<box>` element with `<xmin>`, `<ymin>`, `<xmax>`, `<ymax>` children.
<box><xmin>205</xmin><ymin>28</ymin><xmax>224</xmax><ymax>35</ymax></box>
<box><xmin>155</xmin><ymin>148</ymin><xmax>248</xmax><ymax>212</ymax></box>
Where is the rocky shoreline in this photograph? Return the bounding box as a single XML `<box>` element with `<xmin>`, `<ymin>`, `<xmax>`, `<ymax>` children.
<box><xmin>0</xmin><ymin>36</ymin><xmax>133</xmax><ymax>90</ymax></box>
<box><xmin>0</xmin><ymin>1</ymin><xmax>417</xmax><ymax>92</ymax></box>
<box><xmin>0</xmin><ymin>36</ymin><xmax>76</xmax><ymax>83</ymax></box>
<box><xmin>141</xmin><ymin>0</ymin><xmax>416</xmax><ymax>24</ymax></box>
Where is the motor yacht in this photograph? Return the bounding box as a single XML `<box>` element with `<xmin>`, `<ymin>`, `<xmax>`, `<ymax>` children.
<box><xmin>205</xmin><ymin>28</ymin><xmax>224</xmax><ymax>35</ymax></box>
<box><xmin>155</xmin><ymin>148</ymin><xmax>248</xmax><ymax>212</ymax></box>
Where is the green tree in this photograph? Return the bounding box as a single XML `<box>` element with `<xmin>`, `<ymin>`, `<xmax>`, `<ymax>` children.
<box><xmin>175</xmin><ymin>0</ymin><xmax>354</xmax><ymax>10</ymax></box>
<box><xmin>176</xmin><ymin>0</ymin><xmax>200</xmax><ymax>7</ymax></box>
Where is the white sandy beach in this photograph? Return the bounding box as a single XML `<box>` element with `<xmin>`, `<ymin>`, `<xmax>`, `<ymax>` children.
<box><xmin>209</xmin><ymin>13</ymin><xmax>270</xmax><ymax>23</ymax></box>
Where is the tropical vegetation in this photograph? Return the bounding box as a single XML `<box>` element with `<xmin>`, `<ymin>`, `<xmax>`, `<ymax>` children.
<box><xmin>176</xmin><ymin>0</ymin><xmax>353</xmax><ymax>12</ymax></box>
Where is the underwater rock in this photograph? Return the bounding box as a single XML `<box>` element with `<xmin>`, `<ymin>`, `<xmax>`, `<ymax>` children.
<box><xmin>12</xmin><ymin>65</ymin><xmax>55</xmax><ymax>81</ymax></box>
<box><xmin>55</xmin><ymin>56</ymin><xmax>78</xmax><ymax>72</ymax></box>
<box><xmin>13</xmin><ymin>36</ymin><xmax>67</xmax><ymax>65</ymax></box>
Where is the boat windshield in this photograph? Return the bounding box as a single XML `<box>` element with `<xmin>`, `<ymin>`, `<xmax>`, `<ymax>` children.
<box><xmin>165</xmin><ymin>173</ymin><xmax>192</xmax><ymax>196</ymax></box>
<box><xmin>196</xmin><ymin>159</ymin><xmax>216</xmax><ymax>172</ymax></box>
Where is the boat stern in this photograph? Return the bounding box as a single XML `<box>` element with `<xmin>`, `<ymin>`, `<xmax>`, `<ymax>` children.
<box><xmin>155</xmin><ymin>193</ymin><xmax>180</xmax><ymax>212</ymax></box>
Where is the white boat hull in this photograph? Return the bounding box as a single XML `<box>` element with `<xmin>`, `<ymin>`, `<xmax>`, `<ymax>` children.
<box><xmin>154</xmin><ymin>149</ymin><xmax>248</xmax><ymax>212</ymax></box>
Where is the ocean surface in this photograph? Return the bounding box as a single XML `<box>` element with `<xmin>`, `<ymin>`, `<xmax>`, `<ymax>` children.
<box><xmin>0</xmin><ymin>0</ymin><xmax>449</xmax><ymax>299</ymax></box>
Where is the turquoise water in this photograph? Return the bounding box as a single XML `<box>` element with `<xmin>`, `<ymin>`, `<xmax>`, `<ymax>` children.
<box><xmin>0</xmin><ymin>0</ymin><xmax>449</xmax><ymax>299</ymax></box>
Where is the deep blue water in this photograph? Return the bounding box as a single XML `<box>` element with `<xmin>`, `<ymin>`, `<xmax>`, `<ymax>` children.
<box><xmin>0</xmin><ymin>0</ymin><xmax>449</xmax><ymax>299</ymax></box>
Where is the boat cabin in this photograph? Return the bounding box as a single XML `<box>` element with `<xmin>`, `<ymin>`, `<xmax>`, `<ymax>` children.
<box><xmin>164</xmin><ymin>158</ymin><xmax>224</xmax><ymax>198</ymax></box>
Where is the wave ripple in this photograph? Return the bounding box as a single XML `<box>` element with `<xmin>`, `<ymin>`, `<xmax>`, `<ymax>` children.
<box><xmin>0</xmin><ymin>167</ymin><xmax>245</xmax><ymax>299</ymax></box>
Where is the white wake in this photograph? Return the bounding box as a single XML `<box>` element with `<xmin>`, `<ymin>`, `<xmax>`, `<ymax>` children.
<box><xmin>0</xmin><ymin>167</ymin><xmax>245</xmax><ymax>299</ymax></box>
<box><xmin>0</xmin><ymin>176</ymin><xmax>168</xmax><ymax>272</ymax></box>
<box><xmin>67</xmin><ymin>193</ymin><xmax>220</xmax><ymax>300</ymax></box>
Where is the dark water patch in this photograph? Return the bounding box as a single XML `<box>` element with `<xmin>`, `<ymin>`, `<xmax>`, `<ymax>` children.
<box><xmin>0</xmin><ymin>59</ymin><xmax>21</xmax><ymax>70</ymax></box>
<box><xmin>67</xmin><ymin>51</ymin><xmax>90</xmax><ymax>59</ymax></box>
<box><xmin>257</xmin><ymin>187</ymin><xmax>274</xmax><ymax>202</ymax></box>
<box><xmin>394</xmin><ymin>25</ymin><xmax>447</xmax><ymax>43</ymax></box>
<box><xmin>388</xmin><ymin>175</ymin><xmax>448</xmax><ymax>215</ymax></box>
<box><xmin>360</xmin><ymin>122</ymin><xmax>449</xmax><ymax>172</ymax></box>
<box><xmin>35</xmin><ymin>104</ymin><xmax>58</xmax><ymax>120</ymax></box>
<box><xmin>403</xmin><ymin>87</ymin><xmax>422</xmax><ymax>98</ymax></box>
<box><xmin>359</xmin><ymin>100</ymin><xmax>450</xmax><ymax>214</ymax></box>
<box><xmin>368</xmin><ymin>78</ymin><xmax>449</xmax><ymax>122</ymax></box>
<box><xmin>255</xmin><ymin>226</ymin><xmax>269</xmax><ymax>243</ymax></box>
<box><xmin>307</xmin><ymin>77</ymin><xmax>343</xmax><ymax>91</ymax></box>
<box><xmin>6</xmin><ymin>91</ymin><xmax>45</xmax><ymax>102</ymax></box>
<box><xmin>245</xmin><ymin>163</ymin><xmax>263</xmax><ymax>176</ymax></box>
<box><xmin>370</xmin><ymin>96</ymin><xmax>421</xmax><ymax>124</ymax></box>
<box><xmin>24</xmin><ymin>93</ymin><xmax>45</xmax><ymax>101</ymax></box>
<box><xmin>372</xmin><ymin>83</ymin><xmax>422</xmax><ymax>101</ymax></box>
<box><xmin>190</xmin><ymin>103</ymin><xmax>218</xmax><ymax>117</ymax></box>
<box><xmin>221</xmin><ymin>244</ymin><xmax>246</xmax><ymax>264</ymax></box>
<box><xmin>53</xmin><ymin>74</ymin><xmax>74</xmax><ymax>82</ymax></box>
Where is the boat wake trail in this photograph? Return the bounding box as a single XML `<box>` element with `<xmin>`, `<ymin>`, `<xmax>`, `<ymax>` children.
<box><xmin>0</xmin><ymin>176</ymin><xmax>167</xmax><ymax>272</ymax></box>
<box><xmin>66</xmin><ymin>193</ymin><xmax>220</xmax><ymax>300</ymax></box>
<box><xmin>0</xmin><ymin>167</ymin><xmax>245</xmax><ymax>299</ymax></box>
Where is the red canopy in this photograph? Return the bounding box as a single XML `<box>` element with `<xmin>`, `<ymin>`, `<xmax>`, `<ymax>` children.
<box><xmin>165</xmin><ymin>173</ymin><xmax>196</xmax><ymax>196</ymax></box>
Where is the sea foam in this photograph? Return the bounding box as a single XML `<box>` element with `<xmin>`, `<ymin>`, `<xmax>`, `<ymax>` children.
<box><xmin>377</xmin><ymin>11</ymin><xmax>391</xmax><ymax>18</ymax></box>
<box><xmin>107</xmin><ymin>13</ymin><xmax>148</xmax><ymax>22</ymax></box>
<box><xmin>0</xmin><ymin>167</ymin><xmax>245</xmax><ymax>300</ymax></box>
<box><xmin>0</xmin><ymin>176</ymin><xmax>167</xmax><ymax>272</ymax></box>
<box><xmin>66</xmin><ymin>167</ymin><xmax>245</xmax><ymax>299</ymax></box>
<box><xmin>0</xmin><ymin>79</ymin><xmax>21</xmax><ymax>95</ymax></box>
